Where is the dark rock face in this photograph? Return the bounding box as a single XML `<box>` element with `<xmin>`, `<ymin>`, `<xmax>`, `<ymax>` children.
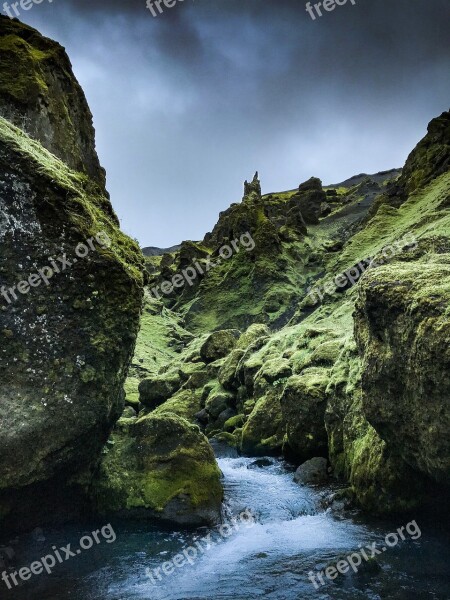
<box><xmin>355</xmin><ymin>264</ymin><xmax>450</xmax><ymax>484</ymax></box>
<box><xmin>280</xmin><ymin>373</ymin><xmax>329</xmax><ymax>461</ymax></box>
<box><xmin>0</xmin><ymin>20</ymin><xmax>145</xmax><ymax>531</ymax></box>
<box><xmin>0</xmin><ymin>16</ymin><xmax>105</xmax><ymax>186</ymax></box>
<box><xmin>294</xmin><ymin>457</ymin><xmax>328</xmax><ymax>485</ymax></box>
<box><xmin>244</xmin><ymin>171</ymin><xmax>262</xmax><ymax>198</ymax></box>
<box><xmin>385</xmin><ymin>110</ymin><xmax>450</xmax><ymax>207</ymax></box>
<box><xmin>289</xmin><ymin>177</ymin><xmax>327</xmax><ymax>225</ymax></box>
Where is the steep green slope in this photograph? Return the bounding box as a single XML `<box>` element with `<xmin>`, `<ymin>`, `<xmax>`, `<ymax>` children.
<box><xmin>129</xmin><ymin>110</ymin><xmax>450</xmax><ymax>516</ymax></box>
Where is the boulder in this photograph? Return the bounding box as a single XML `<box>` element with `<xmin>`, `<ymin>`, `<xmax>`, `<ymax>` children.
<box><xmin>355</xmin><ymin>263</ymin><xmax>450</xmax><ymax>484</ymax></box>
<box><xmin>138</xmin><ymin>373</ymin><xmax>182</xmax><ymax>409</ymax></box>
<box><xmin>294</xmin><ymin>457</ymin><xmax>328</xmax><ymax>485</ymax></box>
<box><xmin>205</xmin><ymin>388</ymin><xmax>235</xmax><ymax>419</ymax></box>
<box><xmin>200</xmin><ymin>329</ymin><xmax>240</xmax><ymax>363</ymax></box>
<box><xmin>0</xmin><ymin>20</ymin><xmax>144</xmax><ymax>531</ymax></box>
<box><xmin>0</xmin><ymin>16</ymin><xmax>105</xmax><ymax>186</ymax></box>
<box><xmin>237</xmin><ymin>323</ymin><xmax>270</xmax><ymax>349</ymax></box>
<box><xmin>241</xmin><ymin>389</ymin><xmax>285</xmax><ymax>456</ymax></box>
<box><xmin>218</xmin><ymin>348</ymin><xmax>245</xmax><ymax>390</ymax></box>
<box><xmin>92</xmin><ymin>413</ymin><xmax>223</xmax><ymax>526</ymax></box>
<box><xmin>280</xmin><ymin>371</ymin><xmax>329</xmax><ymax>461</ymax></box>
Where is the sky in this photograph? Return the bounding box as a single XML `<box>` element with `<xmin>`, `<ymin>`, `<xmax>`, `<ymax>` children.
<box><xmin>9</xmin><ymin>0</ymin><xmax>450</xmax><ymax>247</ymax></box>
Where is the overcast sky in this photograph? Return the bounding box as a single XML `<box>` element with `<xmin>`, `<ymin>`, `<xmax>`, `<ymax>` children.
<box><xmin>14</xmin><ymin>0</ymin><xmax>450</xmax><ymax>247</ymax></box>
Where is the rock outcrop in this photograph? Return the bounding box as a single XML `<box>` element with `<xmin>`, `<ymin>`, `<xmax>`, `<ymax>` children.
<box><xmin>356</xmin><ymin>262</ymin><xmax>450</xmax><ymax>484</ymax></box>
<box><xmin>0</xmin><ymin>16</ymin><xmax>105</xmax><ymax>186</ymax></box>
<box><xmin>0</xmin><ymin>19</ymin><xmax>145</xmax><ymax>531</ymax></box>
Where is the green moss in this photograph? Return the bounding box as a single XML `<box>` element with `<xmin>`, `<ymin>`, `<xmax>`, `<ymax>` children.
<box><xmin>0</xmin><ymin>34</ymin><xmax>53</xmax><ymax>105</ymax></box>
<box><xmin>223</xmin><ymin>414</ymin><xmax>245</xmax><ymax>431</ymax></box>
<box><xmin>153</xmin><ymin>389</ymin><xmax>203</xmax><ymax>421</ymax></box>
<box><xmin>92</xmin><ymin>413</ymin><xmax>223</xmax><ymax>524</ymax></box>
<box><xmin>241</xmin><ymin>391</ymin><xmax>285</xmax><ymax>456</ymax></box>
<box><xmin>0</xmin><ymin>117</ymin><xmax>145</xmax><ymax>285</ymax></box>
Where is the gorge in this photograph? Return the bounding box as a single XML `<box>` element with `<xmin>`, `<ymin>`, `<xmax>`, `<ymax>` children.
<box><xmin>0</xmin><ymin>14</ymin><xmax>449</xmax><ymax>600</ymax></box>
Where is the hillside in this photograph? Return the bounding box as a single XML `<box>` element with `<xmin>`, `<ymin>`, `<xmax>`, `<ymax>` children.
<box><xmin>123</xmin><ymin>111</ymin><xmax>450</xmax><ymax>516</ymax></box>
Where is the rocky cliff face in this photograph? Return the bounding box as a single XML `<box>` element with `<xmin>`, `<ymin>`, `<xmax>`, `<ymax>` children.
<box><xmin>0</xmin><ymin>16</ymin><xmax>105</xmax><ymax>186</ymax></box>
<box><xmin>0</xmin><ymin>19</ymin><xmax>145</xmax><ymax>531</ymax></box>
<box><xmin>133</xmin><ymin>111</ymin><xmax>450</xmax><ymax>516</ymax></box>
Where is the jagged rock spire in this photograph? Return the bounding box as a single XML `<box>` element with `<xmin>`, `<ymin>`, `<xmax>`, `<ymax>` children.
<box><xmin>243</xmin><ymin>171</ymin><xmax>262</xmax><ymax>199</ymax></box>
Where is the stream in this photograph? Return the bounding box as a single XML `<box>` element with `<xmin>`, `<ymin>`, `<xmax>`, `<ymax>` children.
<box><xmin>4</xmin><ymin>451</ymin><xmax>450</xmax><ymax>600</ymax></box>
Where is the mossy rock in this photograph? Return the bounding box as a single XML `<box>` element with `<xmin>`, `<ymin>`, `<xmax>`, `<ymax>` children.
<box><xmin>280</xmin><ymin>371</ymin><xmax>329</xmax><ymax>461</ymax></box>
<box><xmin>241</xmin><ymin>390</ymin><xmax>285</xmax><ymax>456</ymax></box>
<box><xmin>0</xmin><ymin>114</ymin><xmax>144</xmax><ymax>529</ymax></box>
<box><xmin>200</xmin><ymin>329</ymin><xmax>240</xmax><ymax>363</ymax></box>
<box><xmin>138</xmin><ymin>373</ymin><xmax>182</xmax><ymax>409</ymax></box>
<box><xmin>256</xmin><ymin>358</ymin><xmax>292</xmax><ymax>385</ymax></box>
<box><xmin>237</xmin><ymin>324</ymin><xmax>270</xmax><ymax>349</ymax></box>
<box><xmin>205</xmin><ymin>387</ymin><xmax>235</xmax><ymax>419</ymax></box>
<box><xmin>0</xmin><ymin>16</ymin><xmax>105</xmax><ymax>185</ymax></box>
<box><xmin>218</xmin><ymin>348</ymin><xmax>245</xmax><ymax>390</ymax></box>
<box><xmin>153</xmin><ymin>389</ymin><xmax>203</xmax><ymax>422</ymax></box>
<box><xmin>224</xmin><ymin>414</ymin><xmax>246</xmax><ymax>432</ymax></box>
<box><xmin>355</xmin><ymin>262</ymin><xmax>450</xmax><ymax>484</ymax></box>
<box><xmin>92</xmin><ymin>413</ymin><xmax>223</xmax><ymax>525</ymax></box>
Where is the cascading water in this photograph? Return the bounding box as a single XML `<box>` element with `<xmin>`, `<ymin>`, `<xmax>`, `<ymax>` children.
<box><xmin>5</xmin><ymin>452</ymin><xmax>450</xmax><ymax>600</ymax></box>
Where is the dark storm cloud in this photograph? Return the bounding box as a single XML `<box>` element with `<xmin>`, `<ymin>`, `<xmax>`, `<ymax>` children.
<box><xmin>14</xmin><ymin>0</ymin><xmax>450</xmax><ymax>246</ymax></box>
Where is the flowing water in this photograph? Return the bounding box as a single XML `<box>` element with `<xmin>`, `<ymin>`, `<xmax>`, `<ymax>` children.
<box><xmin>4</xmin><ymin>451</ymin><xmax>450</xmax><ymax>600</ymax></box>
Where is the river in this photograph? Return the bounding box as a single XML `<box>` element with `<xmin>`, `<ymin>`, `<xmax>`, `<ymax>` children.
<box><xmin>4</xmin><ymin>451</ymin><xmax>450</xmax><ymax>599</ymax></box>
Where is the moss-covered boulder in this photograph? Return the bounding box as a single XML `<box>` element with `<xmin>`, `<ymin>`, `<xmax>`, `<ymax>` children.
<box><xmin>0</xmin><ymin>20</ymin><xmax>145</xmax><ymax>531</ymax></box>
<box><xmin>237</xmin><ymin>323</ymin><xmax>270</xmax><ymax>349</ymax></box>
<box><xmin>153</xmin><ymin>389</ymin><xmax>203</xmax><ymax>422</ymax></box>
<box><xmin>355</xmin><ymin>263</ymin><xmax>450</xmax><ymax>484</ymax></box>
<box><xmin>138</xmin><ymin>373</ymin><xmax>182</xmax><ymax>409</ymax></box>
<box><xmin>241</xmin><ymin>389</ymin><xmax>285</xmax><ymax>456</ymax></box>
<box><xmin>92</xmin><ymin>413</ymin><xmax>223</xmax><ymax>525</ymax></box>
<box><xmin>280</xmin><ymin>371</ymin><xmax>329</xmax><ymax>461</ymax></box>
<box><xmin>205</xmin><ymin>387</ymin><xmax>235</xmax><ymax>419</ymax></box>
<box><xmin>218</xmin><ymin>348</ymin><xmax>245</xmax><ymax>390</ymax></box>
<box><xmin>200</xmin><ymin>329</ymin><xmax>240</xmax><ymax>363</ymax></box>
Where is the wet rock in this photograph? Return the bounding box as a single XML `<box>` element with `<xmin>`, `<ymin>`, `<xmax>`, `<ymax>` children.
<box><xmin>294</xmin><ymin>457</ymin><xmax>328</xmax><ymax>485</ymax></box>
<box><xmin>248</xmin><ymin>458</ymin><xmax>273</xmax><ymax>469</ymax></box>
